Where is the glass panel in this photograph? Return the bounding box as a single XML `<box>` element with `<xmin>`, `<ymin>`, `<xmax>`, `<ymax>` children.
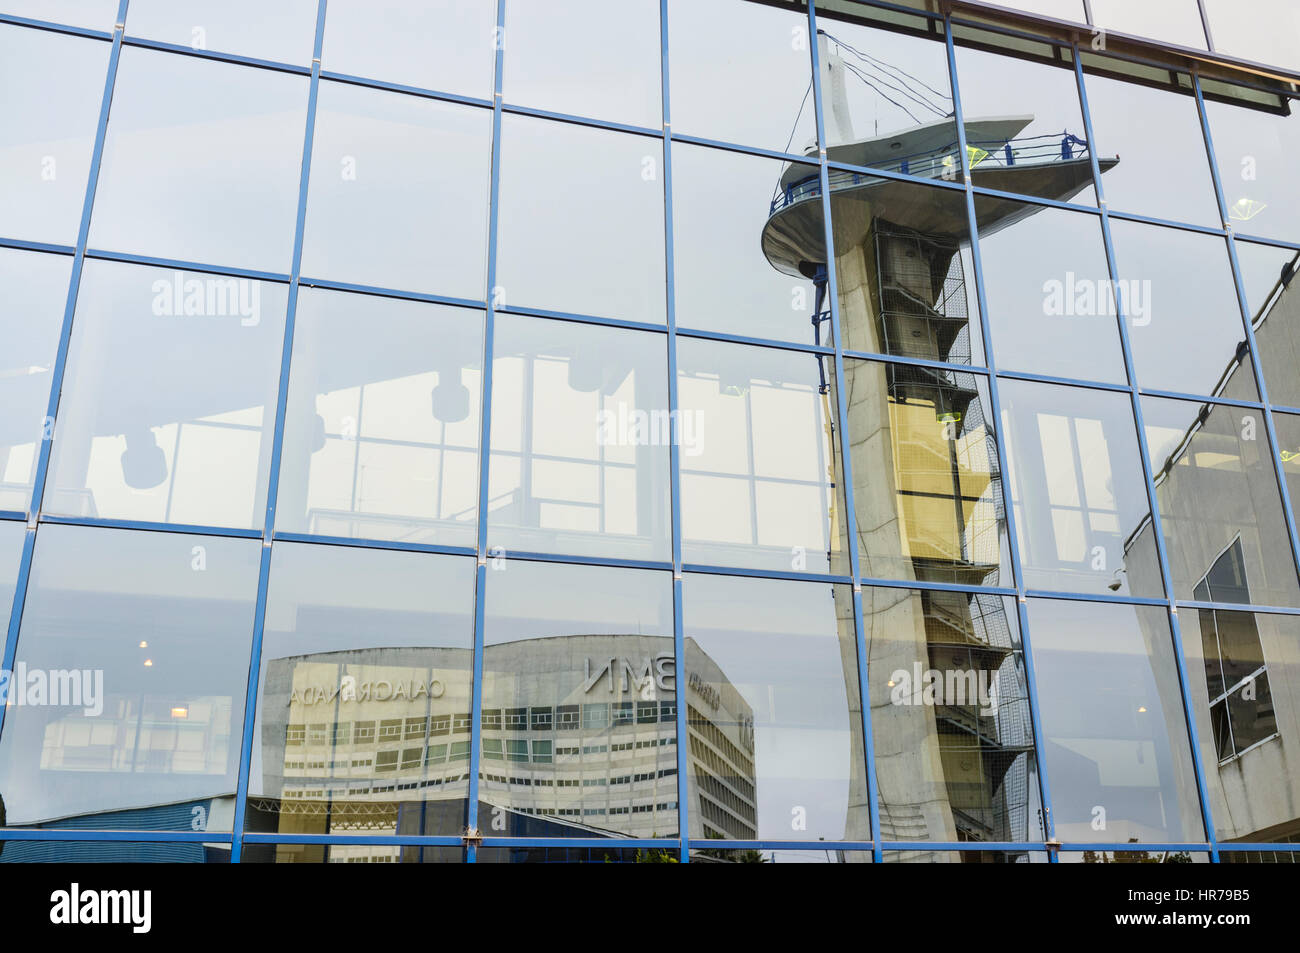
<box><xmin>1060</xmin><ymin>850</ymin><xmax>1210</xmax><ymax>862</ymax></box>
<box><xmin>1080</xmin><ymin>68</ymin><xmax>1221</xmax><ymax>227</ymax></box>
<box><xmin>242</xmin><ymin>843</ymin><xmax>461</xmax><ymax>863</ymax></box>
<box><xmin>0</xmin><ymin>840</ymin><xmax>230</xmax><ymax>862</ymax></box>
<box><xmin>475</xmin><ymin>845</ymin><xmax>662</xmax><ymax>863</ymax></box>
<box><xmin>674</xmin><ymin>145</ymin><xmax>822</xmax><ymax>344</ymax></box>
<box><xmin>667</xmin><ymin>0</ymin><xmax>815</xmax><ymax>153</ymax></box>
<box><xmin>301</xmin><ymin>81</ymin><xmax>490</xmax><ymax>299</ymax></box>
<box><xmin>0</xmin><ymin>519</ymin><xmax>24</xmax><ymax>632</ymax></box>
<box><xmin>677</xmin><ymin>338</ymin><xmax>846</xmax><ymax>576</ymax></box>
<box><xmin>1203</xmin><ymin>0</ymin><xmax>1300</xmax><ymax>74</ymax></box>
<box><xmin>846</xmin><ymin>359</ymin><xmax>1008</xmax><ymax>586</ymax></box>
<box><xmin>1205</xmin><ymin>94</ymin><xmax>1300</xmax><ymax>247</ymax></box>
<box><xmin>884</xmin><ymin>849</ymin><xmax>1046</xmax><ymax>863</ymax></box>
<box><xmin>691</xmin><ymin>848</ymin><xmax>872</xmax><ymax>863</ymax></box>
<box><xmin>830</xmin><ymin>179</ymin><xmax>985</xmax><ymax>366</ymax></box>
<box><xmin>502</xmin><ymin>0</ymin><xmax>660</xmax><ymax>127</ymax></box>
<box><xmin>275</xmin><ymin>288</ymin><xmax>482</xmax><ymax>547</ymax></box>
<box><xmin>865</xmin><ymin>588</ymin><xmax>1041</xmax><ymax>842</ymax></box>
<box><xmin>496</xmin><ymin>115</ymin><xmax>665</xmax><ymax>324</ymax></box>
<box><xmin>486</xmin><ymin>314</ymin><xmax>671</xmax><ymax>562</ymax></box>
<box><xmin>975</xmin><ymin>200</ymin><xmax>1124</xmax><ymax>383</ymax></box>
<box><xmin>45</xmin><ymin>260</ymin><xmax>287</xmax><ymax>529</ymax></box>
<box><xmin>1185</xmin><ymin>614</ymin><xmax>1299</xmax><ymax>844</ymax></box>
<box><xmin>954</xmin><ymin>36</ymin><xmax>1098</xmax><ymax>205</ymax></box>
<box><xmin>321</xmin><ymin>0</ymin><xmax>495</xmax><ymax>98</ymax></box>
<box><xmin>1274</xmin><ymin>411</ymin><xmax>1300</xmax><ymax>520</ymax></box>
<box><xmin>813</xmin><ymin>15</ymin><xmax>954</xmax><ymax>178</ymax></box>
<box><xmin>1235</xmin><ymin>241</ymin><xmax>1300</xmax><ymax>409</ymax></box>
<box><xmin>0</xmin><ymin>25</ymin><xmax>109</xmax><ymax>245</ymax></box>
<box><xmin>1000</xmin><ymin>379</ymin><xmax>1163</xmax><ymax>597</ymax></box>
<box><xmin>682</xmin><ymin>573</ymin><xmax>867</xmax><ymax>842</ymax></box>
<box><xmin>1142</xmin><ymin>395</ymin><xmax>1300</xmax><ymax>607</ymax></box>
<box><xmin>88</xmin><ymin>47</ymin><xmax>309</xmax><ymax>272</ymax></box>
<box><xmin>0</xmin><ymin>525</ymin><xmax>261</xmax><ymax>831</ymax></box>
<box><xmin>1025</xmin><ymin>598</ymin><xmax>1205</xmax><ymax>844</ymax></box>
<box><xmin>481</xmin><ymin>561</ymin><xmax>676</xmax><ymax>839</ymax></box>
<box><xmin>0</xmin><ymin>249</ymin><xmax>71</xmax><ymax>512</ymax></box>
<box><xmin>0</xmin><ymin>0</ymin><xmax>116</xmax><ymax>30</ymax></box>
<box><xmin>245</xmin><ymin>542</ymin><xmax>474</xmax><ymax>837</ymax></box>
<box><xmin>1109</xmin><ymin>220</ymin><xmax>1258</xmax><ymax>401</ymax></box>
<box><xmin>1088</xmin><ymin>0</ymin><xmax>1207</xmax><ymax>50</ymax></box>
<box><xmin>126</xmin><ymin>0</ymin><xmax>319</xmax><ymax>64</ymax></box>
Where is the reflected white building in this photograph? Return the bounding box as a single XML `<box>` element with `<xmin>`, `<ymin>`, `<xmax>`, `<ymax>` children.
<box><xmin>253</xmin><ymin>635</ymin><xmax>756</xmax><ymax>860</ymax></box>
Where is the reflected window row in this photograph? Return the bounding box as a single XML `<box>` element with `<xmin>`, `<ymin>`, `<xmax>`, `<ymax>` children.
<box><xmin>5</xmin><ymin>249</ymin><xmax>1300</xmax><ymax>597</ymax></box>
<box><xmin>0</xmin><ymin>520</ymin><xmax>1294</xmax><ymax>853</ymax></box>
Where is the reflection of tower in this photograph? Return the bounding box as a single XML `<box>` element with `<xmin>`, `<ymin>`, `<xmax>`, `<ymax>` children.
<box><xmin>761</xmin><ymin>33</ymin><xmax>1116</xmax><ymax>851</ymax></box>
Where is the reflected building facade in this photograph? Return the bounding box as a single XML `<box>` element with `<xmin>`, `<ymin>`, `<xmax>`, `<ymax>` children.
<box><xmin>251</xmin><ymin>635</ymin><xmax>756</xmax><ymax>859</ymax></box>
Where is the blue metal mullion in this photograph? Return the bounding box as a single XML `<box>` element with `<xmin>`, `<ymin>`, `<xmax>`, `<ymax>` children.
<box><xmin>946</xmin><ymin>14</ymin><xmax>1059</xmax><ymax>856</ymax></box>
<box><xmin>464</xmin><ymin>0</ymin><xmax>508</xmax><ymax>865</ymax></box>
<box><xmin>1104</xmin><ymin>207</ymin><xmax>1229</xmax><ymax>237</ymax></box>
<box><xmin>0</xmin><ymin>237</ymin><xmax>75</xmax><ymax>256</ymax></box>
<box><xmin>0</xmin><ymin>13</ymin><xmax>113</xmax><ymax>40</ymax></box>
<box><xmin>808</xmin><ymin>0</ymin><xmax>882</xmax><ymax>863</ymax></box>
<box><xmin>659</xmin><ymin>0</ymin><xmax>690</xmax><ymax>865</ymax></box>
<box><xmin>1192</xmin><ymin>73</ymin><xmax>1300</xmax><ymax>604</ymax></box>
<box><xmin>0</xmin><ymin>0</ymin><xmax>130</xmax><ymax>743</ymax></box>
<box><xmin>318</xmin><ymin>69</ymin><xmax>493</xmax><ymax>110</ymax></box>
<box><xmin>1073</xmin><ymin>47</ymin><xmax>1220</xmax><ymax>861</ymax></box>
<box><xmin>119</xmin><ymin>34</ymin><xmax>311</xmax><ymax>76</ymax></box>
<box><xmin>228</xmin><ymin>0</ymin><xmax>329</xmax><ymax>864</ymax></box>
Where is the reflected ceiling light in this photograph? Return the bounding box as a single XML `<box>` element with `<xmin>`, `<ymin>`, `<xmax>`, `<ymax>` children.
<box><xmin>1137</xmin><ymin>706</ymin><xmax>1147</xmax><ymax>713</ymax></box>
<box><xmin>120</xmin><ymin>430</ymin><xmax>167</xmax><ymax>490</ymax></box>
<box><xmin>171</xmin><ymin>707</ymin><xmax>188</xmax><ymax>719</ymax></box>
<box><xmin>143</xmin><ymin>659</ymin><xmax>153</xmax><ymax>667</ymax></box>
<box><xmin>1229</xmin><ymin>197</ymin><xmax>1266</xmax><ymax>221</ymax></box>
<box><xmin>431</xmin><ymin>364</ymin><xmax>470</xmax><ymax>424</ymax></box>
<box><xmin>138</xmin><ymin>641</ymin><xmax>148</xmax><ymax>649</ymax></box>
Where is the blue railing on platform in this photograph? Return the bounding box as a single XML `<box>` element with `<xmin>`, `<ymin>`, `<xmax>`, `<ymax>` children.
<box><xmin>770</xmin><ymin>131</ymin><xmax>1091</xmax><ymax>214</ymax></box>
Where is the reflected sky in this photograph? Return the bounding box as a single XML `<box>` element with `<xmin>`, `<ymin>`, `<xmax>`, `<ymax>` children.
<box><xmin>0</xmin><ymin>248</ymin><xmax>72</xmax><ymax>513</ymax></box>
<box><xmin>89</xmin><ymin>47</ymin><xmax>308</xmax><ymax>272</ymax></box>
<box><xmin>496</xmin><ymin>115</ymin><xmax>665</xmax><ymax>324</ymax></box>
<box><xmin>0</xmin><ymin>24</ymin><xmax>107</xmax><ymax>247</ymax></box>
<box><xmin>321</xmin><ymin>0</ymin><xmax>496</xmax><ymax>98</ymax></box>
<box><xmin>1082</xmin><ymin>68</ymin><xmax>1221</xmax><ymax>227</ymax></box>
<box><xmin>125</xmin><ymin>0</ymin><xmax>319</xmax><ymax>64</ymax></box>
<box><xmin>1110</xmin><ymin>220</ymin><xmax>1256</xmax><ymax>401</ymax></box>
<box><xmin>301</xmin><ymin>80</ymin><xmax>491</xmax><ymax>299</ymax></box>
<box><xmin>503</xmin><ymin>0</ymin><xmax>661</xmax><ymax>127</ymax></box>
